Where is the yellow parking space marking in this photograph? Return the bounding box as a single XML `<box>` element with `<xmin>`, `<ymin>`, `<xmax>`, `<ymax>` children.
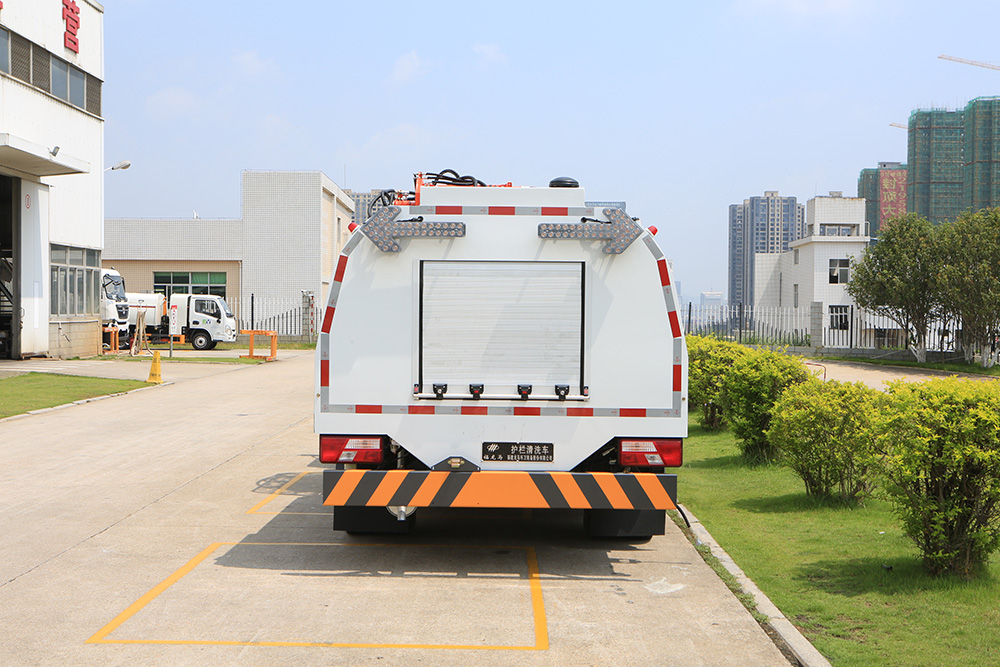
<box><xmin>87</xmin><ymin>542</ymin><xmax>549</xmax><ymax>651</ymax></box>
<box><xmin>246</xmin><ymin>471</ymin><xmax>327</xmax><ymax>515</ymax></box>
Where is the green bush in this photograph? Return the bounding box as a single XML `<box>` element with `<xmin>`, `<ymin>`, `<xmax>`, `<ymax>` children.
<box><xmin>686</xmin><ymin>335</ymin><xmax>751</xmax><ymax>430</ymax></box>
<box><xmin>875</xmin><ymin>378</ymin><xmax>1000</xmax><ymax>577</ymax></box>
<box><xmin>767</xmin><ymin>379</ymin><xmax>881</xmax><ymax>503</ymax></box>
<box><xmin>720</xmin><ymin>349</ymin><xmax>811</xmax><ymax>463</ymax></box>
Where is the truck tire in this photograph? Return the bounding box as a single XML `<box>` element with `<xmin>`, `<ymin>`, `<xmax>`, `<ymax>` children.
<box><xmin>584</xmin><ymin>509</ymin><xmax>666</xmax><ymax>540</ymax></box>
<box><xmin>190</xmin><ymin>330</ymin><xmax>211</xmax><ymax>350</ymax></box>
<box><xmin>334</xmin><ymin>506</ymin><xmax>416</xmax><ymax>534</ymax></box>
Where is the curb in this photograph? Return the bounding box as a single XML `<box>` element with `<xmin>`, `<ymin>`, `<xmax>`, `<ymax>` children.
<box><xmin>680</xmin><ymin>504</ymin><xmax>832</xmax><ymax>667</ymax></box>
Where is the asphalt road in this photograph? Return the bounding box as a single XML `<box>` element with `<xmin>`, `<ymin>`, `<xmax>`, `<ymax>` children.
<box><xmin>0</xmin><ymin>352</ymin><xmax>790</xmax><ymax>666</ymax></box>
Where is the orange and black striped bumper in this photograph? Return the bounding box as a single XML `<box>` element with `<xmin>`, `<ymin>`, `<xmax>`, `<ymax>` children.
<box><xmin>323</xmin><ymin>470</ymin><xmax>677</xmax><ymax>511</ymax></box>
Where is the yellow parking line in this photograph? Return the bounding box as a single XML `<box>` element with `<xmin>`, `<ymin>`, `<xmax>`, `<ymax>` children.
<box><xmin>246</xmin><ymin>471</ymin><xmax>319</xmax><ymax>514</ymax></box>
<box><xmin>88</xmin><ymin>542</ymin><xmax>549</xmax><ymax>651</ymax></box>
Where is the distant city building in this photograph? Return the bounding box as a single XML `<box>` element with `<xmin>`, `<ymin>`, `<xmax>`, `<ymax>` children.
<box><xmin>728</xmin><ymin>191</ymin><xmax>804</xmax><ymax>307</ymax></box>
<box><xmin>857</xmin><ymin>162</ymin><xmax>907</xmax><ymax>237</ymax></box>
<box><xmin>344</xmin><ymin>189</ymin><xmax>382</xmax><ymax>226</ymax></box>
<box><xmin>755</xmin><ymin>192</ymin><xmax>867</xmax><ymax>333</ymax></box>
<box><xmin>907</xmin><ymin>108</ymin><xmax>965</xmax><ymax>224</ymax></box>
<box><xmin>963</xmin><ymin>96</ymin><xmax>1000</xmax><ymax>213</ymax></box>
<box><xmin>905</xmin><ymin>98</ymin><xmax>1000</xmax><ymax>224</ymax></box>
<box><xmin>700</xmin><ymin>291</ymin><xmax>724</xmax><ymax>308</ymax></box>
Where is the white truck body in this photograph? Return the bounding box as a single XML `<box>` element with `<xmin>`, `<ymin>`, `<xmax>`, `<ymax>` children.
<box><xmin>126</xmin><ymin>291</ymin><xmax>165</xmax><ymax>331</ymax></box>
<box><xmin>167</xmin><ymin>293</ymin><xmax>238</xmax><ymax>349</ymax></box>
<box><xmin>315</xmin><ymin>174</ymin><xmax>687</xmax><ymax>536</ymax></box>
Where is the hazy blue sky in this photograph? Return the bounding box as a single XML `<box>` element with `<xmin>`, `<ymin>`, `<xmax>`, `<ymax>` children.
<box><xmin>104</xmin><ymin>0</ymin><xmax>1000</xmax><ymax>299</ymax></box>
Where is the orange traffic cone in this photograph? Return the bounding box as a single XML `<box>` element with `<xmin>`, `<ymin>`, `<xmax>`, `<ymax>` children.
<box><xmin>148</xmin><ymin>350</ymin><xmax>163</xmax><ymax>384</ymax></box>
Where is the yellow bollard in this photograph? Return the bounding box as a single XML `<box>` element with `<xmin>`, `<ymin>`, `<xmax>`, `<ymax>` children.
<box><xmin>147</xmin><ymin>350</ymin><xmax>163</xmax><ymax>384</ymax></box>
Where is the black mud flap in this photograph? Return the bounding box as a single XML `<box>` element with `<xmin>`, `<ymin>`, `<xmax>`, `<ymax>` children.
<box><xmin>584</xmin><ymin>509</ymin><xmax>666</xmax><ymax>538</ymax></box>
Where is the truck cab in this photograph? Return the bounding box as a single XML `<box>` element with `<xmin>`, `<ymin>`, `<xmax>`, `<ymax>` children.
<box><xmin>99</xmin><ymin>268</ymin><xmax>129</xmax><ymax>345</ymax></box>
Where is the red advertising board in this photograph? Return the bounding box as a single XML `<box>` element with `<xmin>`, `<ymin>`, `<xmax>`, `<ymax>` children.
<box><xmin>879</xmin><ymin>168</ymin><xmax>907</xmax><ymax>226</ymax></box>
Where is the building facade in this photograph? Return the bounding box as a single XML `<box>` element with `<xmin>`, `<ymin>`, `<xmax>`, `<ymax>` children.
<box><xmin>963</xmin><ymin>96</ymin><xmax>1000</xmax><ymax>213</ymax></box>
<box><xmin>755</xmin><ymin>192</ymin><xmax>868</xmax><ymax>331</ymax></box>
<box><xmin>104</xmin><ymin>171</ymin><xmax>354</xmax><ymax>324</ymax></box>
<box><xmin>907</xmin><ymin>108</ymin><xmax>965</xmax><ymax>224</ymax></box>
<box><xmin>0</xmin><ymin>0</ymin><xmax>105</xmax><ymax>359</ymax></box>
<box><xmin>728</xmin><ymin>191</ymin><xmax>804</xmax><ymax>307</ymax></box>
<box><xmin>857</xmin><ymin>162</ymin><xmax>907</xmax><ymax>238</ymax></box>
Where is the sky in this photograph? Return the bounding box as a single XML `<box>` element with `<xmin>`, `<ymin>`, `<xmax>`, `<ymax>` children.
<box><xmin>103</xmin><ymin>0</ymin><xmax>1000</xmax><ymax>301</ymax></box>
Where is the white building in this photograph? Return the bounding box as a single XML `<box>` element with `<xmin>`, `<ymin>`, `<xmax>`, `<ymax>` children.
<box><xmin>755</xmin><ymin>192</ymin><xmax>868</xmax><ymax>332</ymax></box>
<box><xmin>104</xmin><ymin>171</ymin><xmax>354</xmax><ymax>324</ymax></box>
<box><xmin>0</xmin><ymin>0</ymin><xmax>105</xmax><ymax>358</ymax></box>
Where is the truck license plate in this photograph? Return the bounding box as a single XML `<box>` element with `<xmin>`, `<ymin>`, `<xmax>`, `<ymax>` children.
<box><xmin>482</xmin><ymin>442</ymin><xmax>554</xmax><ymax>463</ymax></box>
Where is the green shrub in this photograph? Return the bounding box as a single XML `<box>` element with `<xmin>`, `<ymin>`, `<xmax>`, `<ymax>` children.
<box><xmin>875</xmin><ymin>377</ymin><xmax>1000</xmax><ymax>577</ymax></box>
<box><xmin>767</xmin><ymin>379</ymin><xmax>881</xmax><ymax>503</ymax></box>
<box><xmin>687</xmin><ymin>335</ymin><xmax>752</xmax><ymax>430</ymax></box>
<box><xmin>720</xmin><ymin>349</ymin><xmax>811</xmax><ymax>463</ymax></box>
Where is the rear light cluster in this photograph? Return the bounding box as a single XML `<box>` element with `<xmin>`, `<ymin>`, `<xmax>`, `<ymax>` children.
<box><xmin>320</xmin><ymin>435</ymin><xmax>385</xmax><ymax>464</ymax></box>
<box><xmin>618</xmin><ymin>438</ymin><xmax>682</xmax><ymax>467</ymax></box>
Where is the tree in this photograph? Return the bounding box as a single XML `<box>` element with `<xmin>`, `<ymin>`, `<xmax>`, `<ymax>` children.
<box><xmin>847</xmin><ymin>214</ymin><xmax>941</xmax><ymax>363</ymax></box>
<box><xmin>936</xmin><ymin>208</ymin><xmax>1000</xmax><ymax>367</ymax></box>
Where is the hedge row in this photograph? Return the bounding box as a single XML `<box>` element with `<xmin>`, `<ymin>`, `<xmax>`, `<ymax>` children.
<box><xmin>687</xmin><ymin>335</ymin><xmax>1000</xmax><ymax>577</ymax></box>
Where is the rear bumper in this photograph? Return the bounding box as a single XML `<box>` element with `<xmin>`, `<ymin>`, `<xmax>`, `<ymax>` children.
<box><xmin>323</xmin><ymin>470</ymin><xmax>677</xmax><ymax>511</ymax></box>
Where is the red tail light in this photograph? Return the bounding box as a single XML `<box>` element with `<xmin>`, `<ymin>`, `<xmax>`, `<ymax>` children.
<box><xmin>618</xmin><ymin>438</ymin><xmax>683</xmax><ymax>467</ymax></box>
<box><xmin>319</xmin><ymin>435</ymin><xmax>384</xmax><ymax>464</ymax></box>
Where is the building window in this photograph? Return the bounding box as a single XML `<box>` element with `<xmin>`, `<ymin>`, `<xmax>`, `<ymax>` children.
<box><xmin>0</xmin><ymin>28</ymin><xmax>9</xmax><ymax>74</ymax></box>
<box><xmin>50</xmin><ymin>55</ymin><xmax>87</xmax><ymax>108</ymax></box>
<box><xmin>829</xmin><ymin>258</ymin><xmax>850</xmax><ymax>284</ymax></box>
<box><xmin>153</xmin><ymin>271</ymin><xmax>227</xmax><ymax>299</ymax></box>
<box><xmin>793</xmin><ymin>284</ymin><xmax>799</xmax><ymax>308</ymax></box>
<box><xmin>830</xmin><ymin>305</ymin><xmax>850</xmax><ymax>330</ymax></box>
<box><xmin>793</xmin><ymin>249</ymin><xmax>799</xmax><ymax>265</ymax></box>
<box><xmin>50</xmin><ymin>245</ymin><xmax>100</xmax><ymax>317</ymax></box>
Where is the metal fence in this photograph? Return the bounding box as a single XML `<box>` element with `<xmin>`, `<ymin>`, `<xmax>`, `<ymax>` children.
<box><xmin>684</xmin><ymin>304</ymin><xmax>811</xmax><ymax>346</ymax></box>
<box><xmin>235</xmin><ymin>295</ymin><xmax>315</xmax><ymax>338</ymax></box>
<box><xmin>684</xmin><ymin>303</ymin><xmax>959</xmax><ymax>352</ymax></box>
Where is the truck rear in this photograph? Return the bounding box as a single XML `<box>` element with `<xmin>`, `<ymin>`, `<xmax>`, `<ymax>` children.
<box><xmin>315</xmin><ymin>172</ymin><xmax>687</xmax><ymax>537</ymax></box>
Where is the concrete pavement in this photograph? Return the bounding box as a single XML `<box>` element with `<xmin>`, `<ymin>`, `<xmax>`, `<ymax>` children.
<box><xmin>0</xmin><ymin>351</ymin><xmax>792</xmax><ymax>666</ymax></box>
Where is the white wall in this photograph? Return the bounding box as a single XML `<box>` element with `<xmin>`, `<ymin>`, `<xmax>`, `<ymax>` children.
<box><xmin>18</xmin><ymin>181</ymin><xmax>49</xmax><ymax>355</ymax></box>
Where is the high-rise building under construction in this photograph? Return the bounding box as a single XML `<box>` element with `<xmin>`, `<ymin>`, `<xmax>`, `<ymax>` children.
<box><xmin>857</xmin><ymin>162</ymin><xmax>907</xmax><ymax>238</ymax></box>
<box><xmin>905</xmin><ymin>97</ymin><xmax>1000</xmax><ymax>224</ymax></box>
<box><xmin>907</xmin><ymin>109</ymin><xmax>964</xmax><ymax>224</ymax></box>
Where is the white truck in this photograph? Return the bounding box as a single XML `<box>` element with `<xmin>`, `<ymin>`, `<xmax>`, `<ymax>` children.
<box><xmin>127</xmin><ymin>291</ymin><xmax>237</xmax><ymax>350</ymax></box>
<box><xmin>315</xmin><ymin>172</ymin><xmax>687</xmax><ymax>537</ymax></box>
<box><xmin>100</xmin><ymin>268</ymin><xmax>129</xmax><ymax>346</ymax></box>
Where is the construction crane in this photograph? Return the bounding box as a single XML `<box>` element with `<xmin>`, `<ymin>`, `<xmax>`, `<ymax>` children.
<box><xmin>938</xmin><ymin>54</ymin><xmax>1000</xmax><ymax>71</ymax></box>
<box><xmin>889</xmin><ymin>123</ymin><xmax>907</xmax><ymax>129</ymax></box>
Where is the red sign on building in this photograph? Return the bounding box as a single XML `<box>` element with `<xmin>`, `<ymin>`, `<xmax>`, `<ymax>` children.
<box><xmin>879</xmin><ymin>169</ymin><xmax>907</xmax><ymax>227</ymax></box>
<box><xmin>63</xmin><ymin>0</ymin><xmax>81</xmax><ymax>53</ymax></box>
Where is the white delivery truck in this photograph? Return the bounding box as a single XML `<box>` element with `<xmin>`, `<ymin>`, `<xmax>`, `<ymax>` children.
<box><xmin>125</xmin><ymin>291</ymin><xmax>237</xmax><ymax>350</ymax></box>
<box><xmin>100</xmin><ymin>268</ymin><xmax>129</xmax><ymax>346</ymax></box>
<box><xmin>315</xmin><ymin>171</ymin><xmax>687</xmax><ymax>537</ymax></box>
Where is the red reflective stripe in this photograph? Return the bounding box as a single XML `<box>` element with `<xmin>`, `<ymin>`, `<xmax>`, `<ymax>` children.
<box><xmin>567</xmin><ymin>407</ymin><xmax>594</xmax><ymax>417</ymax></box>
<box><xmin>356</xmin><ymin>405</ymin><xmax>382</xmax><ymax>414</ymax></box>
<box><xmin>320</xmin><ymin>359</ymin><xmax>329</xmax><ymax>386</ymax></box>
<box><xmin>321</xmin><ymin>307</ymin><xmax>335</xmax><ymax>333</ymax></box>
<box><xmin>436</xmin><ymin>205</ymin><xmax>462</xmax><ymax>214</ymax></box>
<box><xmin>541</xmin><ymin>207</ymin><xmax>568</xmax><ymax>216</ymax></box>
<box><xmin>408</xmin><ymin>405</ymin><xmax>435</xmax><ymax>414</ymax></box>
<box><xmin>513</xmin><ymin>407</ymin><xmax>541</xmax><ymax>416</ymax></box>
<box><xmin>334</xmin><ymin>255</ymin><xmax>349</xmax><ymax>283</ymax></box>
<box><xmin>669</xmin><ymin>310</ymin><xmax>681</xmax><ymax>337</ymax></box>
<box><xmin>489</xmin><ymin>206</ymin><xmax>515</xmax><ymax>215</ymax></box>
<box><xmin>657</xmin><ymin>259</ymin><xmax>670</xmax><ymax>286</ymax></box>
<box><xmin>462</xmin><ymin>406</ymin><xmax>488</xmax><ymax>415</ymax></box>
<box><xmin>674</xmin><ymin>364</ymin><xmax>682</xmax><ymax>390</ymax></box>
<box><xmin>620</xmin><ymin>408</ymin><xmax>646</xmax><ymax>418</ymax></box>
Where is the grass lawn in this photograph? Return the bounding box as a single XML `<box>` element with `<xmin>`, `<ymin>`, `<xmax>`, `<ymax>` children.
<box><xmin>681</xmin><ymin>419</ymin><xmax>1000</xmax><ymax>667</ymax></box>
<box><xmin>0</xmin><ymin>373</ymin><xmax>151</xmax><ymax>419</ymax></box>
